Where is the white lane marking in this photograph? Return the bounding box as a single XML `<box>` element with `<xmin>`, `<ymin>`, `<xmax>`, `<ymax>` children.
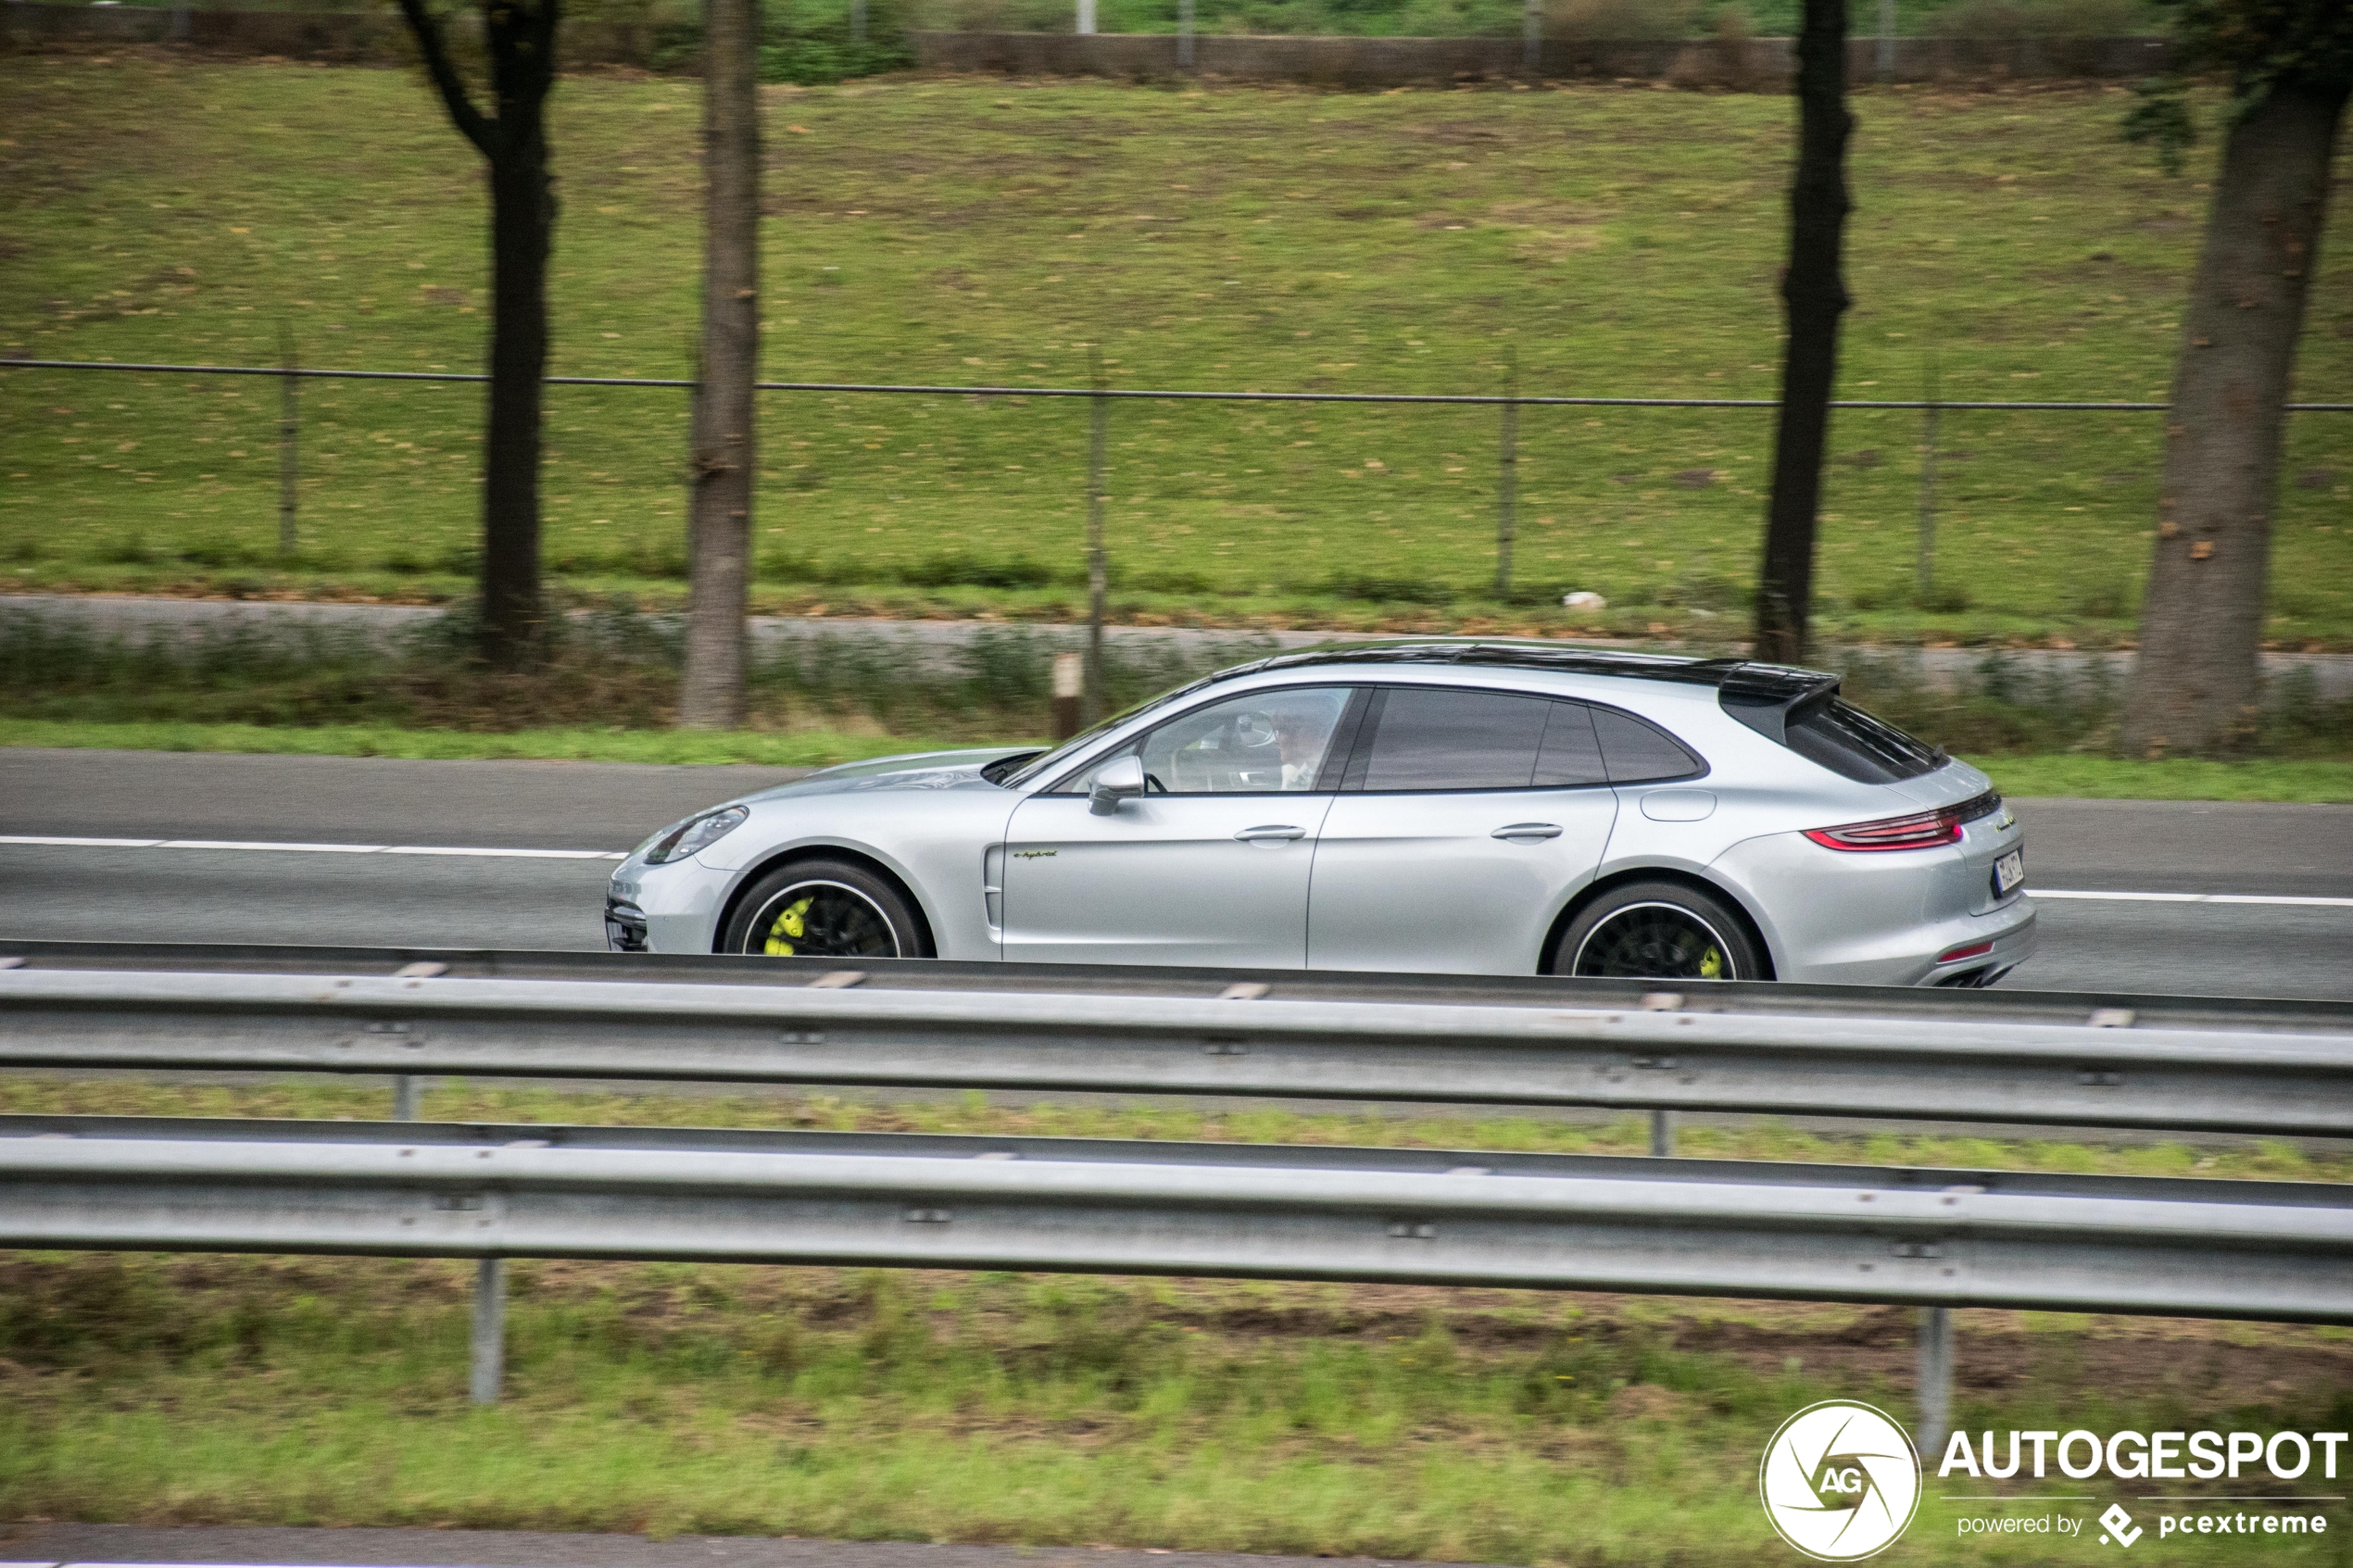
<box><xmin>0</xmin><ymin>834</ymin><xmax>625</xmax><ymax>861</ymax></box>
<box><xmin>2036</xmin><ymin>888</ymin><xmax>2353</xmax><ymax>909</ymax></box>
<box><xmin>384</xmin><ymin>846</ymin><xmax>623</xmax><ymax>860</ymax></box>
<box><xmin>158</xmin><ymin>838</ymin><xmax>385</xmax><ymax>853</ymax></box>
<box><xmin>0</xmin><ymin>834</ymin><xmax>164</xmax><ymax>848</ymax></box>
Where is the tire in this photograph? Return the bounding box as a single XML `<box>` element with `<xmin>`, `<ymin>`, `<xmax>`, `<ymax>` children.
<box><xmin>720</xmin><ymin>858</ymin><xmax>932</xmax><ymax>960</ymax></box>
<box><xmin>1550</xmin><ymin>880</ymin><xmax>1764</xmax><ymax>982</ymax></box>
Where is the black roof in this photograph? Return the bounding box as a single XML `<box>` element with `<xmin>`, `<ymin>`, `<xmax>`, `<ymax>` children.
<box><xmin>1221</xmin><ymin>640</ymin><xmax>1839</xmax><ymax>712</ymax></box>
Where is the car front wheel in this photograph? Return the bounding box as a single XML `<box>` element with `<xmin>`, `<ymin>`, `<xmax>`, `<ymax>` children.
<box><xmin>1551</xmin><ymin>880</ymin><xmax>1764</xmax><ymax>982</ymax></box>
<box><xmin>721</xmin><ymin>859</ymin><xmax>931</xmax><ymax>960</ymax></box>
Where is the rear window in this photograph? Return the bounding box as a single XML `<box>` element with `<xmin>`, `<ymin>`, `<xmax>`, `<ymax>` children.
<box><xmin>1784</xmin><ymin>697</ymin><xmax>1944</xmax><ymax>784</ymax></box>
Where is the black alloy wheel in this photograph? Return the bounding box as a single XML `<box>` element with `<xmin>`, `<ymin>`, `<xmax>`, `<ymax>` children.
<box><xmin>720</xmin><ymin>858</ymin><xmax>930</xmax><ymax>960</ymax></box>
<box><xmin>1551</xmin><ymin>880</ymin><xmax>1765</xmax><ymax>982</ymax></box>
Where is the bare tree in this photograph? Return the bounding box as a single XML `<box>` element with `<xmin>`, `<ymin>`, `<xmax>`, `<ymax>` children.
<box><xmin>1752</xmin><ymin>0</ymin><xmax>1853</xmax><ymax>667</ymax></box>
<box><xmin>2119</xmin><ymin>2</ymin><xmax>2352</xmax><ymax>757</ymax></box>
<box><xmin>394</xmin><ymin>0</ymin><xmax>560</xmax><ymax>668</ymax></box>
<box><xmin>681</xmin><ymin>0</ymin><xmax>763</xmax><ymax>730</ymax></box>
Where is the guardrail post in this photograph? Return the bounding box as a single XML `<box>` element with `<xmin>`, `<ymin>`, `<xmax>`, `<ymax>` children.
<box><xmin>472</xmin><ymin>1257</ymin><xmax>507</xmax><ymax>1404</ymax></box>
<box><xmin>1648</xmin><ymin>1108</ymin><xmax>1676</xmax><ymax>1157</ymax></box>
<box><xmin>1177</xmin><ymin>0</ymin><xmax>1194</xmax><ymax>68</ymax></box>
<box><xmin>392</xmin><ymin>1075</ymin><xmax>422</xmax><ymax>1121</ymax></box>
<box><xmin>1522</xmin><ymin>0</ymin><xmax>1540</xmax><ymax>69</ymax></box>
<box><xmin>1917</xmin><ymin>1305</ymin><xmax>1954</xmax><ymax>1459</ymax></box>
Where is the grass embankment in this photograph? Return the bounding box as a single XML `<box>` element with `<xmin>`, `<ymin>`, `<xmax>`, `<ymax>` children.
<box><xmin>3</xmin><ymin>1078</ymin><xmax>2348</xmax><ymax>1555</ymax></box>
<box><xmin>0</xmin><ymin>718</ymin><xmax>956</xmax><ymax>767</ymax></box>
<box><xmin>5</xmin><ymin>61</ymin><xmax>2349</xmax><ymax>646</ymax></box>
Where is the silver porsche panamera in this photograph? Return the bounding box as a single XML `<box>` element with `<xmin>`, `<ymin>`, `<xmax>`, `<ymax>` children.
<box><xmin>607</xmin><ymin>642</ymin><xmax>2035</xmax><ymax>986</ymax></box>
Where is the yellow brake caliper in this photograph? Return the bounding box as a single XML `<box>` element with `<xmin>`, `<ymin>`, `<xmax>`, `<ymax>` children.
<box><xmin>1698</xmin><ymin>946</ymin><xmax>1725</xmax><ymax>980</ymax></box>
<box><xmin>763</xmin><ymin>895</ymin><xmax>814</xmax><ymax>957</ymax></box>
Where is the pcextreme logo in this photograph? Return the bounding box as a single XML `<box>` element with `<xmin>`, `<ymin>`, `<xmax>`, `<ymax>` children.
<box><xmin>1760</xmin><ymin>1400</ymin><xmax>1925</xmax><ymax>1562</ymax></box>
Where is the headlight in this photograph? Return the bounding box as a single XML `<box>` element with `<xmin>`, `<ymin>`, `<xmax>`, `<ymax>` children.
<box><xmin>644</xmin><ymin>805</ymin><xmax>749</xmax><ymax>865</ymax></box>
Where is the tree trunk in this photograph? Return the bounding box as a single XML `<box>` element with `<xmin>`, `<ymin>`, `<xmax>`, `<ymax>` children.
<box><xmin>393</xmin><ymin>0</ymin><xmax>559</xmax><ymax>669</ymax></box>
<box><xmin>2119</xmin><ymin>82</ymin><xmax>2347</xmax><ymax>758</ymax></box>
<box><xmin>482</xmin><ymin>148</ymin><xmax>552</xmax><ymax>665</ymax></box>
<box><xmin>1753</xmin><ymin>0</ymin><xmax>1852</xmax><ymax>667</ymax></box>
<box><xmin>682</xmin><ymin>0</ymin><xmax>762</xmax><ymax>730</ymax></box>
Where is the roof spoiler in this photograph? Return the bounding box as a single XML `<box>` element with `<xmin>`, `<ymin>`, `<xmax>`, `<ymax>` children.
<box><xmin>1717</xmin><ymin>662</ymin><xmax>1843</xmax><ymax>745</ymax></box>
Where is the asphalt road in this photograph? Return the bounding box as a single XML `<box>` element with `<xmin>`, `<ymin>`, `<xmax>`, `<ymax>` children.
<box><xmin>4</xmin><ymin>748</ymin><xmax>2349</xmax><ymax>997</ymax></box>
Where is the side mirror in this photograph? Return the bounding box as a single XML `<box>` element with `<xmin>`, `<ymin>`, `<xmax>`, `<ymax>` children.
<box><xmin>1088</xmin><ymin>754</ymin><xmax>1146</xmax><ymax>815</ymax></box>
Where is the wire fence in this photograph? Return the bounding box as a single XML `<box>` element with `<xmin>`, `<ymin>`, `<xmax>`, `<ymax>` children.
<box><xmin>7</xmin><ymin>355</ymin><xmax>2349</xmax><ymax>614</ymax></box>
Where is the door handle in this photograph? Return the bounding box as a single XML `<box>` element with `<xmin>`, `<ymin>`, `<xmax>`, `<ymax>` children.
<box><xmin>1235</xmin><ymin>824</ymin><xmax>1307</xmax><ymax>842</ymax></box>
<box><xmin>1491</xmin><ymin>822</ymin><xmax>1564</xmax><ymax>841</ymax></box>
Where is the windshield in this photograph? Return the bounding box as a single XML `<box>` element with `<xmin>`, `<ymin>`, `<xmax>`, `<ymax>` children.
<box><xmin>996</xmin><ymin>671</ymin><xmax>1224</xmax><ymax>789</ymax></box>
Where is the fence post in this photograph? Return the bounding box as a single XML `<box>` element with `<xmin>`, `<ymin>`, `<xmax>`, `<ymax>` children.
<box><xmin>1916</xmin><ymin>354</ymin><xmax>1940</xmax><ymax>603</ymax></box>
<box><xmin>1076</xmin><ymin>0</ymin><xmax>1095</xmax><ymax>33</ymax></box>
<box><xmin>1917</xmin><ymin>1305</ymin><xmax>1954</xmax><ymax>1460</ymax></box>
<box><xmin>471</xmin><ymin>1256</ymin><xmax>507</xmax><ymax>1404</ymax></box>
<box><xmin>1522</xmin><ymin>0</ymin><xmax>1540</xmax><ymax>70</ymax></box>
<box><xmin>1083</xmin><ymin>347</ymin><xmax>1109</xmax><ymax>726</ymax></box>
<box><xmin>1051</xmin><ymin>650</ymin><xmax>1083</xmax><ymax>740</ymax></box>
<box><xmin>1493</xmin><ymin>346</ymin><xmax>1519</xmax><ymax>601</ymax></box>
<box><xmin>277</xmin><ymin>324</ymin><xmax>300</xmax><ymax>557</ymax></box>
<box><xmin>1177</xmin><ymin>0</ymin><xmax>1194</xmax><ymax>68</ymax></box>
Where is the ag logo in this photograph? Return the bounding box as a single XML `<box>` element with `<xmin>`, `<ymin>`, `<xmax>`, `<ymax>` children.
<box><xmin>1758</xmin><ymin>1400</ymin><xmax>1923</xmax><ymax>1561</ymax></box>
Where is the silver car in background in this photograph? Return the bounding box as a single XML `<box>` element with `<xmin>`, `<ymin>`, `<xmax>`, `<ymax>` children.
<box><xmin>607</xmin><ymin>643</ymin><xmax>2035</xmax><ymax>986</ymax></box>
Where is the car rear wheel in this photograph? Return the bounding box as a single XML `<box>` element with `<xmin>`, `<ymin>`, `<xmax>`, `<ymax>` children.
<box><xmin>721</xmin><ymin>859</ymin><xmax>930</xmax><ymax>960</ymax></box>
<box><xmin>1552</xmin><ymin>881</ymin><xmax>1763</xmax><ymax>982</ymax></box>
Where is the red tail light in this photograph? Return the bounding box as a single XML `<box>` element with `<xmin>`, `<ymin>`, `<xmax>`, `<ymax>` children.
<box><xmin>1805</xmin><ymin>791</ymin><xmax>2003</xmax><ymax>853</ymax></box>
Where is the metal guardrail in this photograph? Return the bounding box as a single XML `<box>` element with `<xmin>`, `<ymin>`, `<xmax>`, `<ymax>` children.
<box><xmin>5</xmin><ymin>1115</ymin><xmax>2347</xmax><ymax>1323</ymax></box>
<box><xmin>6</xmin><ymin>947</ymin><xmax>2348</xmax><ymax>1429</ymax></box>
<box><xmin>12</xmin><ymin>939</ymin><xmax>2353</xmax><ymax>1035</ymax></box>
<box><xmin>5</xmin><ymin>965</ymin><xmax>2352</xmax><ymax>1137</ymax></box>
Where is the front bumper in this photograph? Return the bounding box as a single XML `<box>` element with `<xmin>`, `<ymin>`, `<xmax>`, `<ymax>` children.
<box><xmin>604</xmin><ymin>895</ymin><xmax>649</xmax><ymax>952</ymax></box>
<box><xmin>608</xmin><ymin>855</ymin><xmax>733</xmax><ymax>953</ymax></box>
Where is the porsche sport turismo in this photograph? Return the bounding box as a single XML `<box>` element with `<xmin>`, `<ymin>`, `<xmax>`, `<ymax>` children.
<box><xmin>607</xmin><ymin>643</ymin><xmax>2035</xmax><ymax>985</ymax></box>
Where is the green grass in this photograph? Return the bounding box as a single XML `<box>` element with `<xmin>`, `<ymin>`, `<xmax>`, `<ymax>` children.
<box><xmin>0</xmin><ymin>718</ymin><xmax>968</xmax><ymax>766</ymax></box>
<box><xmin>1982</xmin><ymin>755</ymin><xmax>2353</xmax><ymax>804</ymax></box>
<box><xmin>9</xmin><ymin>718</ymin><xmax>2353</xmax><ymax>797</ymax></box>
<box><xmin>3</xmin><ymin>1079</ymin><xmax>2348</xmax><ymax>1554</ymax></box>
<box><xmin>4</xmin><ymin>61</ymin><xmax>2348</xmax><ymax>647</ymax></box>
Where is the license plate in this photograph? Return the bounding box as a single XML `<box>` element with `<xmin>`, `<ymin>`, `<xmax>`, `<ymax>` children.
<box><xmin>1992</xmin><ymin>848</ymin><xmax>2025</xmax><ymax>897</ymax></box>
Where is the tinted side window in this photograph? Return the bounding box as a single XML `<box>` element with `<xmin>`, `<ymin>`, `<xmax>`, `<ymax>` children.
<box><xmin>1055</xmin><ymin>686</ymin><xmax>1353</xmax><ymax>795</ymax></box>
<box><xmin>1531</xmin><ymin>702</ymin><xmax>1609</xmax><ymax>787</ymax></box>
<box><xmin>1359</xmin><ymin>688</ymin><xmax>1551</xmax><ymax>791</ymax></box>
<box><xmin>1784</xmin><ymin>697</ymin><xmax>1943</xmax><ymax>784</ymax></box>
<box><xmin>1592</xmin><ymin>707</ymin><xmax>1706</xmax><ymax>784</ymax></box>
